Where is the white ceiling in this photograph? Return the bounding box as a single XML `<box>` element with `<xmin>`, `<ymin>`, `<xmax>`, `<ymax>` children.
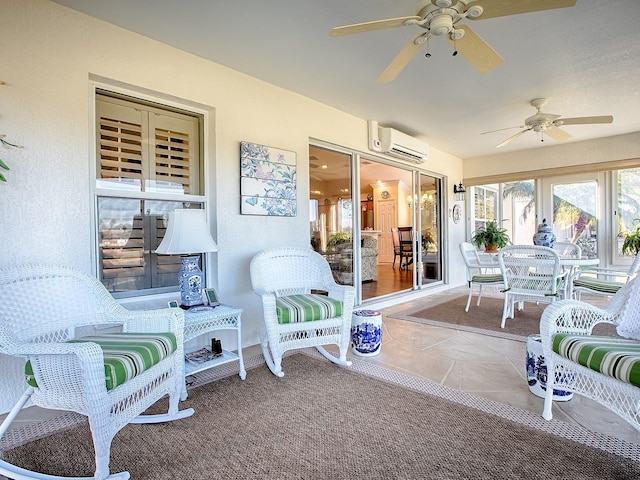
<box><xmin>54</xmin><ymin>0</ymin><xmax>640</xmax><ymax>159</ymax></box>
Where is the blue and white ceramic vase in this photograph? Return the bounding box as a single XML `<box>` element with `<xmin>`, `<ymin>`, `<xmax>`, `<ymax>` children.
<box><xmin>533</xmin><ymin>218</ymin><xmax>556</xmax><ymax>248</ymax></box>
<box><xmin>526</xmin><ymin>335</ymin><xmax>573</xmax><ymax>401</ymax></box>
<box><xmin>179</xmin><ymin>255</ymin><xmax>204</xmax><ymax>307</ymax></box>
<box><xmin>350</xmin><ymin>310</ymin><xmax>382</xmax><ymax>356</ymax></box>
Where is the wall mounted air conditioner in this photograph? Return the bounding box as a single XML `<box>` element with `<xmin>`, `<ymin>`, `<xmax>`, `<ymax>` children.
<box><xmin>371</xmin><ymin>123</ymin><xmax>429</xmax><ymax>163</ymax></box>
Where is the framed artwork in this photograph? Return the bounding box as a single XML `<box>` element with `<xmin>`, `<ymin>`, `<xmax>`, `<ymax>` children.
<box><xmin>167</xmin><ymin>300</ymin><xmax>179</xmax><ymax>308</ymax></box>
<box><xmin>240</xmin><ymin>141</ymin><xmax>297</xmax><ymax>216</ymax></box>
<box><xmin>203</xmin><ymin>288</ymin><xmax>220</xmax><ymax>307</ymax></box>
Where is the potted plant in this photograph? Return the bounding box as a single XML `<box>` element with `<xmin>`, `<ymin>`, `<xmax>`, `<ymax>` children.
<box><xmin>622</xmin><ymin>219</ymin><xmax>640</xmax><ymax>255</ymax></box>
<box><xmin>471</xmin><ymin>220</ymin><xmax>510</xmax><ymax>253</ymax></box>
<box><xmin>326</xmin><ymin>232</ymin><xmax>352</xmax><ymax>252</ymax></box>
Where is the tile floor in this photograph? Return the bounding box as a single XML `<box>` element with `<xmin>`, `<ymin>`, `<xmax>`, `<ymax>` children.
<box><xmin>360</xmin><ymin>285</ymin><xmax>639</xmax><ymax>445</ymax></box>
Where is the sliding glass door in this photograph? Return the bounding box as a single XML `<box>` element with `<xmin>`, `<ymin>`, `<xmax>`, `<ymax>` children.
<box><xmin>309</xmin><ymin>142</ymin><xmax>444</xmax><ymax>304</ymax></box>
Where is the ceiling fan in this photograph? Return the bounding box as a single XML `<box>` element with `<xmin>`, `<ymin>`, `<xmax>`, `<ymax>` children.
<box><xmin>482</xmin><ymin>98</ymin><xmax>614</xmax><ymax>148</ymax></box>
<box><xmin>330</xmin><ymin>0</ymin><xmax>576</xmax><ymax>82</ymax></box>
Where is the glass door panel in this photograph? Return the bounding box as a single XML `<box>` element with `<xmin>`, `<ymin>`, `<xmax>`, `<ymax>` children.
<box><xmin>541</xmin><ymin>173</ymin><xmax>603</xmax><ymax>259</ymax></box>
<box><xmin>503</xmin><ymin>180</ymin><xmax>536</xmax><ymax>245</ymax></box>
<box><xmin>614</xmin><ymin>167</ymin><xmax>640</xmax><ymax>264</ymax></box>
<box><xmin>309</xmin><ymin>146</ymin><xmax>354</xmax><ymax>286</ymax></box>
<box><xmin>418</xmin><ymin>174</ymin><xmax>442</xmax><ymax>284</ymax></box>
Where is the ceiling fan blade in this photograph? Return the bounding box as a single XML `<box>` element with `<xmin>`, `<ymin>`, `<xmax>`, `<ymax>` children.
<box><xmin>545</xmin><ymin>126</ymin><xmax>572</xmax><ymax>142</ymax></box>
<box><xmin>496</xmin><ymin>129</ymin><xmax>529</xmax><ymax>148</ymax></box>
<box><xmin>377</xmin><ymin>33</ymin><xmax>429</xmax><ymax>83</ymax></box>
<box><xmin>330</xmin><ymin>16</ymin><xmax>421</xmax><ymax>37</ymax></box>
<box><xmin>466</xmin><ymin>0</ymin><xmax>576</xmax><ymax>21</ymax></box>
<box><xmin>480</xmin><ymin>125</ymin><xmax>525</xmax><ymax>135</ymax></box>
<box><xmin>557</xmin><ymin>115</ymin><xmax>614</xmax><ymax>126</ymax></box>
<box><xmin>447</xmin><ymin>25</ymin><xmax>503</xmax><ymax>74</ymax></box>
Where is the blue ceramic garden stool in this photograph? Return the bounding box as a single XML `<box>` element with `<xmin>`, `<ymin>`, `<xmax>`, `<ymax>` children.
<box><xmin>351</xmin><ymin>310</ymin><xmax>382</xmax><ymax>356</ymax></box>
<box><xmin>526</xmin><ymin>334</ymin><xmax>573</xmax><ymax>401</ymax></box>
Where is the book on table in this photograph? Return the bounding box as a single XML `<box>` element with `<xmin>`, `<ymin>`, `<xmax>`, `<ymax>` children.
<box><xmin>185</xmin><ymin>347</ymin><xmax>220</xmax><ymax>365</ymax></box>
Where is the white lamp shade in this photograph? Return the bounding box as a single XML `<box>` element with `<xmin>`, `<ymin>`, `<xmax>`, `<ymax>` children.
<box><xmin>156</xmin><ymin>209</ymin><xmax>218</xmax><ymax>255</ymax></box>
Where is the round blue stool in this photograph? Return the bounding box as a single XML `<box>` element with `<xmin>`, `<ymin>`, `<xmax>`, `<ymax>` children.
<box><xmin>351</xmin><ymin>310</ymin><xmax>382</xmax><ymax>356</ymax></box>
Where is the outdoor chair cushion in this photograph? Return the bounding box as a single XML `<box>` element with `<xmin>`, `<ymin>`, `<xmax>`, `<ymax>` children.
<box><xmin>25</xmin><ymin>332</ymin><xmax>177</xmax><ymax>391</ymax></box>
<box><xmin>573</xmin><ymin>277</ymin><xmax>624</xmax><ymax>295</ymax></box>
<box><xmin>470</xmin><ymin>273</ymin><xmax>503</xmax><ymax>285</ymax></box>
<box><xmin>552</xmin><ymin>333</ymin><xmax>640</xmax><ymax>387</ymax></box>
<box><xmin>275</xmin><ymin>294</ymin><xmax>343</xmax><ymax>324</ymax></box>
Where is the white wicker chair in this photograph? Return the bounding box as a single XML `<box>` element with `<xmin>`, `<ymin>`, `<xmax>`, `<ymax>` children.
<box><xmin>459</xmin><ymin>242</ymin><xmax>504</xmax><ymax>312</ymax></box>
<box><xmin>498</xmin><ymin>245</ymin><xmax>565</xmax><ymax>328</ymax></box>
<box><xmin>570</xmin><ymin>251</ymin><xmax>640</xmax><ymax>300</ymax></box>
<box><xmin>552</xmin><ymin>241</ymin><xmax>582</xmax><ymax>259</ymax></box>
<box><xmin>250</xmin><ymin>247</ymin><xmax>355</xmax><ymax>377</ymax></box>
<box><xmin>540</xmin><ymin>278</ymin><xmax>640</xmax><ymax>431</ymax></box>
<box><xmin>0</xmin><ymin>264</ymin><xmax>194</xmax><ymax>480</ymax></box>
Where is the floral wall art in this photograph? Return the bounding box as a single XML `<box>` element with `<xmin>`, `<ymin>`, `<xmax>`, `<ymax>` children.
<box><xmin>240</xmin><ymin>141</ymin><xmax>297</xmax><ymax>216</ymax></box>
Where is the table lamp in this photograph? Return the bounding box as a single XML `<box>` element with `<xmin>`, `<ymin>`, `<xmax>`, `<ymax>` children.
<box><xmin>156</xmin><ymin>209</ymin><xmax>218</xmax><ymax>308</ymax></box>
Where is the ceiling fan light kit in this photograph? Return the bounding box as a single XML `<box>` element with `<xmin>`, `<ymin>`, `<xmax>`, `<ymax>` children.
<box><xmin>329</xmin><ymin>0</ymin><xmax>577</xmax><ymax>82</ymax></box>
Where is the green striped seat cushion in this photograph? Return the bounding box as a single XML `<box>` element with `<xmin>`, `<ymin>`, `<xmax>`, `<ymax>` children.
<box><xmin>275</xmin><ymin>294</ymin><xmax>343</xmax><ymax>324</ymax></box>
<box><xmin>470</xmin><ymin>273</ymin><xmax>503</xmax><ymax>284</ymax></box>
<box><xmin>573</xmin><ymin>277</ymin><xmax>623</xmax><ymax>294</ymax></box>
<box><xmin>552</xmin><ymin>333</ymin><xmax>640</xmax><ymax>387</ymax></box>
<box><xmin>25</xmin><ymin>332</ymin><xmax>177</xmax><ymax>391</ymax></box>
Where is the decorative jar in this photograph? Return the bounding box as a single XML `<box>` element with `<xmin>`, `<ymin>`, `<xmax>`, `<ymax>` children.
<box><xmin>350</xmin><ymin>310</ymin><xmax>382</xmax><ymax>356</ymax></box>
<box><xmin>533</xmin><ymin>218</ymin><xmax>556</xmax><ymax>248</ymax></box>
<box><xmin>526</xmin><ymin>335</ymin><xmax>573</xmax><ymax>401</ymax></box>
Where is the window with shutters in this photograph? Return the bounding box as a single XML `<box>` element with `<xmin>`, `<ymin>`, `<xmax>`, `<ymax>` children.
<box><xmin>95</xmin><ymin>91</ymin><xmax>205</xmax><ymax>297</ymax></box>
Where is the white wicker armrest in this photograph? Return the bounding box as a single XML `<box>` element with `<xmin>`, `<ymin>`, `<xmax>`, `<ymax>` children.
<box><xmin>326</xmin><ymin>283</ymin><xmax>355</xmax><ymax>301</ymax></box>
<box><xmin>571</xmin><ymin>267</ymin><xmax>632</xmax><ymax>282</ymax></box>
<box><xmin>122</xmin><ymin>308</ymin><xmax>185</xmax><ymax>342</ymax></box>
<box><xmin>539</xmin><ymin>299</ymin><xmax>616</xmax><ymax>344</ymax></box>
<box><xmin>13</xmin><ymin>340</ymin><xmax>110</xmax><ymax>399</ymax></box>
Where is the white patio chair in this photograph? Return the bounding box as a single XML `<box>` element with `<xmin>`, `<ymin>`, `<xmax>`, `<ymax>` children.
<box><xmin>552</xmin><ymin>241</ymin><xmax>582</xmax><ymax>259</ymax></box>
<box><xmin>459</xmin><ymin>242</ymin><xmax>504</xmax><ymax>312</ymax></box>
<box><xmin>540</xmin><ymin>277</ymin><xmax>640</xmax><ymax>431</ymax></box>
<box><xmin>570</xmin><ymin>251</ymin><xmax>640</xmax><ymax>300</ymax></box>
<box><xmin>250</xmin><ymin>247</ymin><xmax>355</xmax><ymax>377</ymax></box>
<box><xmin>0</xmin><ymin>264</ymin><xmax>194</xmax><ymax>480</ymax></box>
<box><xmin>498</xmin><ymin>245</ymin><xmax>565</xmax><ymax>328</ymax></box>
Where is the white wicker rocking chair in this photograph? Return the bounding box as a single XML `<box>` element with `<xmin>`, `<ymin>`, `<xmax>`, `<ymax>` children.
<box><xmin>540</xmin><ymin>278</ymin><xmax>640</xmax><ymax>431</ymax></box>
<box><xmin>250</xmin><ymin>247</ymin><xmax>355</xmax><ymax>377</ymax></box>
<box><xmin>0</xmin><ymin>264</ymin><xmax>194</xmax><ymax>480</ymax></box>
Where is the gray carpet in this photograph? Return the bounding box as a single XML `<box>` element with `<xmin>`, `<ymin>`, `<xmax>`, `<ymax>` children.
<box><xmin>392</xmin><ymin>295</ymin><xmax>617</xmax><ymax>342</ymax></box>
<box><xmin>2</xmin><ymin>353</ymin><xmax>639</xmax><ymax>479</ymax></box>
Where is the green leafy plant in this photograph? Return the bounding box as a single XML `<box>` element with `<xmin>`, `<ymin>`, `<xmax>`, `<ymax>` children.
<box><xmin>622</xmin><ymin>219</ymin><xmax>640</xmax><ymax>255</ymax></box>
<box><xmin>471</xmin><ymin>220</ymin><xmax>510</xmax><ymax>252</ymax></box>
<box><xmin>0</xmin><ymin>157</ymin><xmax>9</xmax><ymax>182</ymax></box>
<box><xmin>326</xmin><ymin>232</ymin><xmax>352</xmax><ymax>251</ymax></box>
<box><xmin>0</xmin><ymin>135</ymin><xmax>22</xmax><ymax>182</ymax></box>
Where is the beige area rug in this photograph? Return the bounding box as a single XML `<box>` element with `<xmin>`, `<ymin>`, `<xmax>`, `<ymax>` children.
<box><xmin>2</xmin><ymin>352</ymin><xmax>639</xmax><ymax>480</ymax></box>
<box><xmin>391</xmin><ymin>295</ymin><xmax>617</xmax><ymax>342</ymax></box>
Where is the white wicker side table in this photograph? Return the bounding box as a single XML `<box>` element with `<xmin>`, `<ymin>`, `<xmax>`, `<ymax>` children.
<box><xmin>181</xmin><ymin>305</ymin><xmax>247</xmax><ymax>399</ymax></box>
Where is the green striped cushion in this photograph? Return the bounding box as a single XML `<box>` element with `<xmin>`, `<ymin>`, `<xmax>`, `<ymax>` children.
<box><xmin>25</xmin><ymin>332</ymin><xmax>177</xmax><ymax>391</ymax></box>
<box><xmin>275</xmin><ymin>294</ymin><xmax>343</xmax><ymax>324</ymax></box>
<box><xmin>470</xmin><ymin>273</ymin><xmax>503</xmax><ymax>284</ymax></box>
<box><xmin>573</xmin><ymin>277</ymin><xmax>623</xmax><ymax>294</ymax></box>
<box><xmin>552</xmin><ymin>334</ymin><xmax>640</xmax><ymax>387</ymax></box>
